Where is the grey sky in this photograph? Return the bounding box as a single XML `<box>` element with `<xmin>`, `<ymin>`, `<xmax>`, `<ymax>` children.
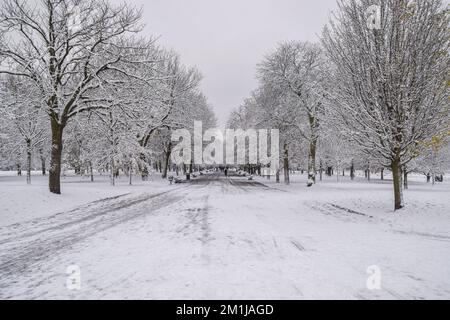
<box><xmin>132</xmin><ymin>0</ymin><xmax>338</xmax><ymax>126</ymax></box>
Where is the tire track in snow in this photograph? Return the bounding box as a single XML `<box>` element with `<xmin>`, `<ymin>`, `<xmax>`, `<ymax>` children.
<box><xmin>0</xmin><ymin>193</ymin><xmax>132</xmax><ymax>242</ymax></box>
<box><xmin>0</xmin><ymin>187</ymin><xmax>190</xmax><ymax>289</ymax></box>
<box><xmin>0</xmin><ymin>185</ymin><xmax>191</xmax><ymax>245</ymax></box>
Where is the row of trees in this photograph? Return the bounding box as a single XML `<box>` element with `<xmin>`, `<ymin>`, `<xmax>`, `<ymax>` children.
<box><xmin>0</xmin><ymin>0</ymin><xmax>216</xmax><ymax>193</ymax></box>
<box><xmin>228</xmin><ymin>0</ymin><xmax>449</xmax><ymax>210</ymax></box>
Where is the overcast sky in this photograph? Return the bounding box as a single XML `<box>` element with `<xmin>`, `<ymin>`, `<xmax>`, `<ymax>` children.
<box><xmin>129</xmin><ymin>0</ymin><xmax>338</xmax><ymax>126</ymax></box>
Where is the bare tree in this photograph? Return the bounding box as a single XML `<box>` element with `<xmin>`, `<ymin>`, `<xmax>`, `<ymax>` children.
<box><xmin>0</xmin><ymin>0</ymin><xmax>151</xmax><ymax>194</ymax></box>
<box><xmin>322</xmin><ymin>0</ymin><xmax>449</xmax><ymax>210</ymax></box>
<box><xmin>0</xmin><ymin>76</ymin><xmax>47</xmax><ymax>184</ymax></box>
<box><xmin>258</xmin><ymin>41</ymin><xmax>327</xmax><ymax>185</ymax></box>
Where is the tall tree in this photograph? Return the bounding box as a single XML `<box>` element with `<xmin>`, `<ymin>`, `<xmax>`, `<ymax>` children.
<box><xmin>258</xmin><ymin>41</ymin><xmax>327</xmax><ymax>185</ymax></box>
<box><xmin>0</xmin><ymin>0</ymin><xmax>153</xmax><ymax>194</ymax></box>
<box><xmin>0</xmin><ymin>77</ymin><xmax>47</xmax><ymax>184</ymax></box>
<box><xmin>322</xmin><ymin>0</ymin><xmax>449</xmax><ymax>210</ymax></box>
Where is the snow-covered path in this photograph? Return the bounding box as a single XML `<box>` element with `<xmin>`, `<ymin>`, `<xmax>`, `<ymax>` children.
<box><xmin>0</xmin><ymin>173</ymin><xmax>449</xmax><ymax>300</ymax></box>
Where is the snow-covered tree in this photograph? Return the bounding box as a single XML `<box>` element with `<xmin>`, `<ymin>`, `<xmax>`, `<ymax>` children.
<box><xmin>409</xmin><ymin>131</ymin><xmax>450</xmax><ymax>184</ymax></box>
<box><xmin>258</xmin><ymin>41</ymin><xmax>328</xmax><ymax>185</ymax></box>
<box><xmin>0</xmin><ymin>76</ymin><xmax>48</xmax><ymax>184</ymax></box>
<box><xmin>0</xmin><ymin>0</ymin><xmax>157</xmax><ymax>194</ymax></box>
<box><xmin>322</xmin><ymin>0</ymin><xmax>449</xmax><ymax>210</ymax></box>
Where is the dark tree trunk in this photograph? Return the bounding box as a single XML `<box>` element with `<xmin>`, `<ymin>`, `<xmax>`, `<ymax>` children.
<box><xmin>139</xmin><ymin>153</ymin><xmax>149</xmax><ymax>181</ymax></box>
<box><xmin>319</xmin><ymin>160</ymin><xmax>323</xmax><ymax>182</ymax></box>
<box><xmin>308</xmin><ymin>138</ymin><xmax>317</xmax><ymax>183</ymax></box>
<box><xmin>129</xmin><ymin>162</ymin><xmax>133</xmax><ymax>186</ymax></box>
<box><xmin>17</xmin><ymin>163</ymin><xmax>22</xmax><ymax>176</ymax></box>
<box><xmin>391</xmin><ymin>159</ymin><xmax>404</xmax><ymax>211</ymax></box>
<box><xmin>162</xmin><ymin>142</ymin><xmax>172</xmax><ymax>179</ymax></box>
<box><xmin>185</xmin><ymin>164</ymin><xmax>191</xmax><ymax>180</ymax></box>
<box><xmin>141</xmin><ymin>167</ymin><xmax>149</xmax><ymax>181</ymax></box>
<box><xmin>26</xmin><ymin>139</ymin><xmax>32</xmax><ymax>185</ymax></box>
<box><xmin>327</xmin><ymin>167</ymin><xmax>333</xmax><ymax>177</ymax></box>
<box><xmin>40</xmin><ymin>149</ymin><xmax>46</xmax><ymax>176</ymax></box>
<box><xmin>89</xmin><ymin>161</ymin><xmax>94</xmax><ymax>182</ymax></box>
<box><xmin>404</xmin><ymin>170</ymin><xmax>408</xmax><ymax>190</ymax></box>
<box><xmin>381</xmin><ymin>168</ymin><xmax>384</xmax><ymax>180</ymax></box>
<box><xmin>49</xmin><ymin>118</ymin><xmax>64</xmax><ymax>194</ymax></box>
<box><xmin>283</xmin><ymin>143</ymin><xmax>290</xmax><ymax>185</ymax></box>
<box><xmin>350</xmin><ymin>161</ymin><xmax>355</xmax><ymax>180</ymax></box>
<box><xmin>110</xmin><ymin>159</ymin><xmax>115</xmax><ymax>187</ymax></box>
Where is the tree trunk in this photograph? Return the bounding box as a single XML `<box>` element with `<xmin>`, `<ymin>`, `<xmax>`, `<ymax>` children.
<box><xmin>391</xmin><ymin>159</ymin><xmax>404</xmax><ymax>211</ymax></box>
<box><xmin>110</xmin><ymin>158</ymin><xmax>115</xmax><ymax>186</ymax></box>
<box><xmin>327</xmin><ymin>167</ymin><xmax>333</xmax><ymax>177</ymax></box>
<box><xmin>185</xmin><ymin>163</ymin><xmax>191</xmax><ymax>180</ymax></box>
<box><xmin>139</xmin><ymin>153</ymin><xmax>149</xmax><ymax>181</ymax></box>
<box><xmin>89</xmin><ymin>161</ymin><xmax>94</xmax><ymax>182</ymax></box>
<box><xmin>404</xmin><ymin>169</ymin><xmax>408</xmax><ymax>190</ymax></box>
<box><xmin>49</xmin><ymin>118</ymin><xmax>64</xmax><ymax>194</ymax></box>
<box><xmin>381</xmin><ymin>168</ymin><xmax>384</xmax><ymax>181</ymax></box>
<box><xmin>26</xmin><ymin>139</ymin><xmax>32</xmax><ymax>185</ymax></box>
<box><xmin>40</xmin><ymin>150</ymin><xmax>46</xmax><ymax>176</ymax></box>
<box><xmin>276</xmin><ymin>169</ymin><xmax>280</xmax><ymax>183</ymax></box>
<box><xmin>319</xmin><ymin>161</ymin><xmax>323</xmax><ymax>182</ymax></box>
<box><xmin>308</xmin><ymin>138</ymin><xmax>317</xmax><ymax>184</ymax></box>
<box><xmin>283</xmin><ymin>143</ymin><xmax>290</xmax><ymax>185</ymax></box>
<box><xmin>129</xmin><ymin>163</ymin><xmax>133</xmax><ymax>186</ymax></box>
<box><xmin>162</xmin><ymin>142</ymin><xmax>172</xmax><ymax>179</ymax></box>
<box><xmin>350</xmin><ymin>161</ymin><xmax>355</xmax><ymax>180</ymax></box>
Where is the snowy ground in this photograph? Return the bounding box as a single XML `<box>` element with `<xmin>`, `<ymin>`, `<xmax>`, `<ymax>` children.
<box><xmin>0</xmin><ymin>171</ymin><xmax>449</xmax><ymax>300</ymax></box>
<box><xmin>0</xmin><ymin>171</ymin><xmax>173</xmax><ymax>227</ymax></box>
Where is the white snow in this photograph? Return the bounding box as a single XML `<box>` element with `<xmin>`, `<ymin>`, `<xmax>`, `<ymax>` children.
<box><xmin>0</xmin><ymin>171</ymin><xmax>449</xmax><ymax>300</ymax></box>
<box><xmin>0</xmin><ymin>171</ymin><xmax>173</xmax><ymax>227</ymax></box>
